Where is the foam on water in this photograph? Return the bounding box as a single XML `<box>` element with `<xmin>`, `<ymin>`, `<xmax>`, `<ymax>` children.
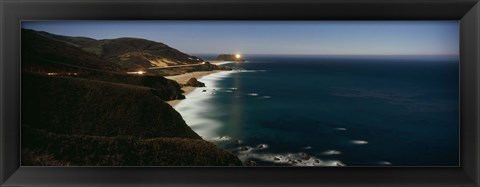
<box><xmin>209</xmin><ymin>136</ymin><xmax>232</xmax><ymax>142</ymax></box>
<box><xmin>237</xmin><ymin>146</ymin><xmax>255</xmax><ymax>153</ymax></box>
<box><xmin>379</xmin><ymin>161</ymin><xmax>392</xmax><ymax>165</ymax></box>
<box><xmin>351</xmin><ymin>140</ymin><xmax>369</xmax><ymax>145</ymax></box>
<box><xmin>214</xmin><ymin>61</ymin><xmax>235</xmax><ymax>65</ymax></box>
<box><xmin>235</xmin><ymin>69</ymin><xmax>267</xmax><ymax>73</ymax></box>
<box><xmin>175</xmin><ymin>69</ymin><xmax>347</xmax><ymax>167</ymax></box>
<box><xmin>231</xmin><ymin>142</ymin><xmax>344</xmax><ymax>166</ymax></box>
<box><xmin>179</xmin><ymin>57</ymin><xmax>458</xmax><ymax>166</ymax></box>
<box><xmin>174</xmin><ymin>70</ymin><xmax>237</xmax><ymax>139</ymax></box>
<box><xmin>322</xmin><ymin>150</ymin><xmax>342</xmax><ymax>155</ymax></box>
<box><xmin>240</xmin><ymin>152</ymin><xmax>346</xmax><ymax>167</ymax></box>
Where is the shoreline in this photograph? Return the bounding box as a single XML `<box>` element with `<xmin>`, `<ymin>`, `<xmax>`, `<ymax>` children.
<box><xmin>165</xmin><ymin>60</ymin><xmax>233</xmax><ymax>106</ymax></box>
<box><xmin>169</xmin><ymin>69</ymin><xmax>237</xmax><ymax>139</ymax></box>
<box><xmin>165</xmin><ymin>70</ymin><xmax>224</xmax><ymax>106</ymax></box>
<box><xmin>210</xmin><ymin>60</ymin><xmax>235</xmax><ymax>65</ymax></box>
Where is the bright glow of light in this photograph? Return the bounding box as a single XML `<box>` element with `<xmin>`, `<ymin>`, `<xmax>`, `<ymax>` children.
<box><xmin>235</xmin><ymin>54</ymin><xmax>241</xmax><ymax>59</ymax></box>
<box><xmin>137</xmin><ymin>71</ymin><xmax>145</xmax><ymax>75</ymax></box>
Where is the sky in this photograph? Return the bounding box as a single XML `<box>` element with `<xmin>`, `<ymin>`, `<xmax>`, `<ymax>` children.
<box><xmin>22</xmin><ymin>21</ymin><xmax>459</xmax><ymax>56</ymax></box>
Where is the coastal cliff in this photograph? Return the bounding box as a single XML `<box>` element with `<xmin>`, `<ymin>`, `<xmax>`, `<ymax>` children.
<box><xmin>184</xmin><ymin>77</ymin><xmax>206</xmax><ymax>87</ymax></box>
<box><xmin>20</xmin><ymin>29</ymin><xmax>242</xmax><ymax>166</ymax></box>
<box><xmin>22</xmin><ymin>29</ymin><xmax>186</xmax><ymax>101</ymax></box>
<box><xmin>30</xmin><ymin>29</ymin><xmax>204</xmax><ymax>70</ymax></box>
<box><xmin>21</xmin><ymin>73</ymin><xmax>242</xmax><ymax>166</ymax></box>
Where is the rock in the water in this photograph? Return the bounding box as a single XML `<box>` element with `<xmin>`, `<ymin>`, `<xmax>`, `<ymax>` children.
<box><xmin>184</xmin><ymin>78</ymin><xmax>205</xmax><ymax>87</ymax></box>
<box><xmin>234</xmin><ymin>140</ymin><xmax>242</xmax><ymax>145</ymax></box>
<box><xmin>256</xmin><ymin>144</ymin><xmax>268</xmax><ymax>149</ymax></box>
<box><xmin>244</xmin><ymin>159</ymin><xmax>257</xmax><ymax>166</ymax></box>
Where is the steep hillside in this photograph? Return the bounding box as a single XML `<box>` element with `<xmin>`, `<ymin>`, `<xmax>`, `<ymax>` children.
<box><xmin>23</xmin><ymin>127</ymin><xmax>242</xmax><ymax>166</ymax></box>
<box><xmin>31</xmin><ymin>29</ymin><xmax>204</xmax><ymax>70</ymax></box>
<box><xmin>76</xmin><ymin>72</ymin><xmax>186</xmax><ymax>101</ymax></box>
<box><xmin>22</xmin><ymin>73</ymin><xmax>197</xmax><ymax>139</ymax></box>
<box><xmin>20</xmin><ymin>29</ymin><xmax>241</xmax><ymax>166</ymax></box>
<box><xmin>22</xmin><ymin>29</ymin><xmax>187</xmax><ymax>101</ymax></box>
<box><xmin>100</xmin><ymin>38</ymin><xmax>204</xmax><ymax>69</ymax></box>
<box><xmin>21</xmin><ymin>73</ymin><xmax>242</xmax><ymax>166</ymax></box>
<box><xmin>21</xmin><ymin>29</ymin><xmax>123</xmax><ymax>73</ymax></box>
<box><xmin>32</xmin><ymin>30</ymin><xmax>99</xmax><ymax>51</ymax></box>
<box><xmin>147</xmin><ymin>62</ymin><xmax>232</xmax><ymax>76</ymax></box>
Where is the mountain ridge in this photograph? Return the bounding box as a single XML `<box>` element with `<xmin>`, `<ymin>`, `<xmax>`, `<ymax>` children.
<box><xmin>21</xmin><ymin>28</ymin><xmax>242</xmax><ymax>166</ymax></box>
<box><xmin>27</xmin><ymin>29</ymin><xmax>204</xmax><ymax>70</ymax></box>
<box><xmin>21</xmin><ymin>73</ymin><xmax>242</xmax><ymax>166</ymax></box>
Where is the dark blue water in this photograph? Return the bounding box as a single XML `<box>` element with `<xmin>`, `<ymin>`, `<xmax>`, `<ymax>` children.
<box><xmin>177</xmin><ymin>55</ymin><xmax>459</xmax><ymax>166</ymax></box>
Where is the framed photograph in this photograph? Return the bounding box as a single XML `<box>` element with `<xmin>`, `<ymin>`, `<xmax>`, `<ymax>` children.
<box><xmin>1</xmin><ymin>0</ymin><xmax>479</xmax><ymax>186</ymax></box>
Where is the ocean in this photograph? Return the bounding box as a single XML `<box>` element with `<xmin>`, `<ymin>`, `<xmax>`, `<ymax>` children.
<box><xmin>175</xmin><ymin>55</ymin><xmax>459</xmax><ymax>166</ymax></box>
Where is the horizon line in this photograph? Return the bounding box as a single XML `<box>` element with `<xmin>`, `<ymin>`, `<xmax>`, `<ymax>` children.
<box><xmin>22</xmin><ymin>28</ymin><xmax>459</xmax><ymax>57</ymax></box>
<box><xmin>193</xmin><ymin>53</ymin><xmax>459</xmax><ymax>56</ymax></box>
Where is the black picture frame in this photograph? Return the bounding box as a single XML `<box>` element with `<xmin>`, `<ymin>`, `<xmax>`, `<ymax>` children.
<box><xmin>1</xmin><ymin>0</ymin><xmax>479</xmax><ymax>186</ymax></box>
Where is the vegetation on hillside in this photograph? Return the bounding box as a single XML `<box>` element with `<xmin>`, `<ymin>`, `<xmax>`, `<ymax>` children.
<box><xmin>147</xmin><ymin>62</ymin><xmax>232</xmax><ymax>76</ymax></box>
<box><xmin>32</xmin><ymin>29</ymin><xmax>204</xmax><ymax>70</ymax></box>
<box><xmin>22</xmin><ymin>29</ymin><xmax>123</xmax><ymax>73</ymax></box>
<box><xmin>76</xmin><ymin>72</ymin><xmax>186</xmax><ymax>101</ymax></box>
<box><xmin>22</xmin><ymin>73</ymin><xmax>198</xmax><ymax>139</ymax></box>
<box><xmin>20</xmin><ymin>29</ymin><xmax>241</xmax><ymax>166</ymax></box>
<box><xmin>23</xmin><ymin>126</ymin><xmax>242</xmax><ymax>166</ymax></box>
<box><xmin>21</xmin><ymin>73</ymin><xmax>242</xmax><ymax>166</ymax></box>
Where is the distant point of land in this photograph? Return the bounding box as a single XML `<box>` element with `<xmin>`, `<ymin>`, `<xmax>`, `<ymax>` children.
<box><xmin>216</xmin><ymin>54</ymin><xmax>245</xmax><ymax>62</ymax></box>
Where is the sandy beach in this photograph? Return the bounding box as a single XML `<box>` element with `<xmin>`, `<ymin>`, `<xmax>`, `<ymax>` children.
<box><xmin>165</xmin><ymin>70</ymin><xmax>223</xmax><ymax>106</ymax></box>
<box><xmin>211</xmin><ymin>60</ymin><xmax>236</xmax><ymax>65</ymax></box>
<box><xmin>208</xmin><ymin>60</ymin><xmax>228</xmax><ymax>64</ymax></box>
